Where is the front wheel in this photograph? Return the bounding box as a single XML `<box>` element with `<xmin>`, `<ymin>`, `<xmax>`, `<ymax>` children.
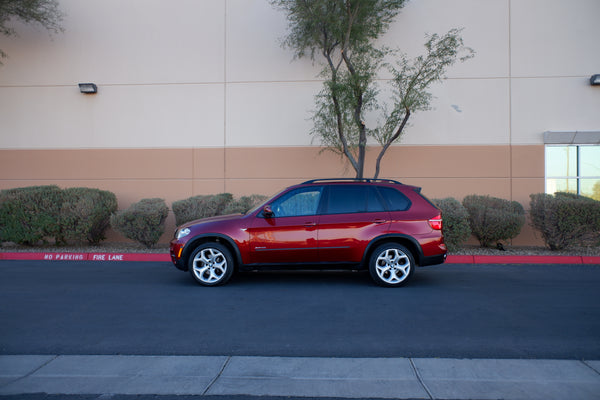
<box><xmin>189</xmin><ymin>243</ymin><xmax>234</xmax><ymax>286</ymax></box>
<box><xmin>369</xmin><ymin>243</ymin><xmax>415</xmax><ymax>287</ymax></box>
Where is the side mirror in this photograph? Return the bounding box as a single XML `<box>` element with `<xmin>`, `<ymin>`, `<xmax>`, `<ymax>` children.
<box><xmin>263</xmin><ymin>205</ymin><xmax>274</xmax><ymax>217</ymax></box>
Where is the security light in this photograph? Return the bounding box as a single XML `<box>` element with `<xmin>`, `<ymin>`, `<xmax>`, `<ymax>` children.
<box><xmin>590</xmin><ymin>75</ymin><xmax>600</xmax><ymax>86</ymax></box>
<box><xmin>78</xmin><ymin>83</ymin><xmax>98</xmax><ymax>94</ymax></box>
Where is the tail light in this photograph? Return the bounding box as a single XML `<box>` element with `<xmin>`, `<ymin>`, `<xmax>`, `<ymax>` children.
<box><xmin>428</xmin><ymin>214</ymin><xmax>443</xmax><ymax>230</ymax></box>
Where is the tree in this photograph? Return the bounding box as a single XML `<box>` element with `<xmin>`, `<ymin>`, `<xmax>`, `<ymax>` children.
<box><xmin>272</xmin><ymin>0</ymin><xmax>473</xmax><ymax>178</ymax></box>
<box><xmin>0</xmin><ymin>0</ymin><xmax>64</xmax><ymax>63</ymax></box>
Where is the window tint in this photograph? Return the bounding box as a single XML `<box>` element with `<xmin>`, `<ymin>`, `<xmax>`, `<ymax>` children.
<box><xmin>325</xmin><ymin>185</ymin><xmax>385</xmax><ymax>214</ymax></box>
<box><xmin>367</xmin><ymin>187</ymin><xmax>386</xmax><ymax>212</ymax></box>
<box><xmin>270</xmin><ymin>187</ymin><xmax>322</xmax><ymax>217</ymax></box>
<box><xmin>327</xmin><ymin>185</ymin><xmax>366</xmax><ymax>214</ymax></box>
<box><xmin>378</xmin><ymin>187</ymin><xmax>411</xmax><ymax>211</ymax></box>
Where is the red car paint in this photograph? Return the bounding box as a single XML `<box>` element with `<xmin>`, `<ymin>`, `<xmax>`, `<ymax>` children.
<box><xmin>170</xmin><ymin>179</ymin><xmax>446</xmax><ymax>286</ymax></box>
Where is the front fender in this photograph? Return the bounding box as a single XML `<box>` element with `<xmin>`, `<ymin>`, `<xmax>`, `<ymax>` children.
<box><xmin>181</xmin><ymin>233</ymin><xmax>244</xmax><ymax>269</ymax></box>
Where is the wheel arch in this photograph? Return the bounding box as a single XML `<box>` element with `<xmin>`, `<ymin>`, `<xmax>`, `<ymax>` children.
<box><xmin>181</xmin><ymin>234</ymin><xmax>243</xmax><ymax>271</ymax></box>
<box><xmin>361</xmin><ymin>234</ymin><xmax>424</xmax><ymax>268</ymax></box>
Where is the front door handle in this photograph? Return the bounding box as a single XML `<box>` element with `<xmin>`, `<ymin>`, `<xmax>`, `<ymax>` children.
<box><xmin>373</xmin><ymin>219</ymin><xmax>388</xmax><ymax>224</ymax></box>
<box><xmin>304</xmin><ymin>222</ymin><xmax>317</xmax><ymax>227</ymax></box>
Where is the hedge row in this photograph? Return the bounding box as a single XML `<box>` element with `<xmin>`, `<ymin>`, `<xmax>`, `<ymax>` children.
<box><xmin>0</xmin><ymin>187</ymin><xmax>266</xmax><ymax>249</ymax></box>
<box><xmin>434</xmin><ymin>193</ymin><xmax>600</xmax><ymax>250</ymax></box>
<box><xmin>0</xmin><ymin>186</ymin><xmax>117</xmax><ymax>246</ymax></box>
<box><xmin>3</xmin><ymin>186</ymin><xmax>598</xmax><ymax>251</ymax></box>
<box><xmin>529</xmin><ymin>192</ymin><xmax>600</xmax><ymax>250</ymax></box>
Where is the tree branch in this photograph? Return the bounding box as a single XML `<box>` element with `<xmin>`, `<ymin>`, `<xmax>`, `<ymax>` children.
<box><xmin>374</xmin><ymin>108</ymin><xmax>410</xmax><ymax>179</ymax></box>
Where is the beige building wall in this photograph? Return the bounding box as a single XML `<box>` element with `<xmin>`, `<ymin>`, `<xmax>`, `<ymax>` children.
<box><xmin>1</xmin><ymin>0</ymin><xmax>599</xmax><ymax>244</ymax></box>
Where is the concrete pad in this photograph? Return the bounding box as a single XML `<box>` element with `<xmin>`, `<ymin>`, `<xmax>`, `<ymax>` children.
<box><xmin>0</xmin><ymin>355</ymin><xmax>57</xmax><ymax>387</ymax></box>
<box><xmin>413</xmin><ymin>358</ymin><xmax>600</xmax><ymax>400</ymax></box>
<box><xmin>208</xmin><ymin>356</ymin><xmax>428</xmax><ymax>399</ymax></box>
<box><xmin>0</xmin><ymin>355</ymin><xmax>228</xmax><ymax>395</ymax></box>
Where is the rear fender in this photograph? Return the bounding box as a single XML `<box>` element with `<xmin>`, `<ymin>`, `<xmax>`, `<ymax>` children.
<box><xmin>361</xmin><ymin>234</ymin><xmax>425</xmax><ymax>268</ymax></box>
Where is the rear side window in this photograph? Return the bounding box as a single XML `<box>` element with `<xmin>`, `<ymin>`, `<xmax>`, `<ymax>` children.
<box><xmin>325</xmin><ymin>185</ymin><xmax>385</xmax><ymax>214</ymax></box>
<box><xmin>378</xmin><ymin>187</ymin><xmax>411</xmax><ymax>211</ymax></box>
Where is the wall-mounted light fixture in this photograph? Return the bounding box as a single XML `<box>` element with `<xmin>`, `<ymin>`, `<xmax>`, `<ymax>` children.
<box><xmin>590</xmin><ymin>75</ymin><xmax>600</xmax><ymax>86</ymax></box>
<box><xmin>78</xmin><ymin>83</ymin><xmax>98</xmax><ymax>94</ymax></box>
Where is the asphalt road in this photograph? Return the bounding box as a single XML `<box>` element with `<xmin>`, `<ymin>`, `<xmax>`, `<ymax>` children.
<box><xmin>1</xmin><ymin>260</ymin><xmax>599</xmax><ymax>359</ymax></box>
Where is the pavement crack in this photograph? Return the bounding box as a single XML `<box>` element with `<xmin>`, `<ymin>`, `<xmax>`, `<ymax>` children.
<box><xmin>1</xmin><ymin>354</ymin><xmax>59</xmax><ymax>388</ymax></box>
<box><xmin>202</xmin><ymin>355</ymin><xmax>231</xmax><ymax>395</ymax></box>
<box><xmin>582</xmin><ymin>360</ymin><xmax>600</xmax><ymax>376</ymax></box>
<box><xmin>409</xmin><ymin>358</ymin><xmax>434</xmax><ymax>400</ymax></box>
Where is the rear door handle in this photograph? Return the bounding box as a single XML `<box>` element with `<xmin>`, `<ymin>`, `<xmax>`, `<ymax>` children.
<box><xmin>304</xmin><ymin>222</ymin><xmax>317</xmax><ymax>227</ymax></box>
<box><xmin>373</xmin><ymin>219</ymin><xmax>388</xmax><ymax>224</ymax></box>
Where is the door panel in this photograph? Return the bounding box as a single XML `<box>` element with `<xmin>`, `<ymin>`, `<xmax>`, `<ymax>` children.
<box><xmin>248</xmin><ymin>215</ymin><xmax>318</xmax><ymax>264</ymax></box>
<box><xmin>247</xmin><ymin>186</ymin><xmax>322</xmax><ymax>265</ymax></box>
<box><xmin>318</xmin><ymin>212</ymin><xmax>390</xmax><ymax>262</ymax></box>
<box><xmin>318</xmin><ymin>185</ymin><xmax>390</xmax><ymax>263</ymax></box>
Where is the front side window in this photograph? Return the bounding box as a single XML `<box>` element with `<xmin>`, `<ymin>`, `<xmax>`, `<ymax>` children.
<box><xmin>270</xmin><ymin>187</ymin><xmax>322</xmax><ymax>217</ymax></box>
<box><xmin>546</xmin><ymin>145</ymin><xmax>600</xmax><ymax>200</ymax></box>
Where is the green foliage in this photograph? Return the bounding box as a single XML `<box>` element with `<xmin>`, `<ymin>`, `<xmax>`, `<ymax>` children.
<box><xmin>0</xmin><ymin>0</ymin><xmax>64</xmax><ymax>62</ymax></box>
<box><xmin>172</xmin><ymin>193</ymin><xmax>234</xmax><ymax>226</ymax></box>
<box><xmin>223</xmin><ymin>195</ymin><xmax>269</xmax><ymax>215</ymax></box>
<box><xmin>462</xmin><ymin>195</ymin><xmax>525</xmax><ymax>248</ymax></box>
<box><xmin>272</xmin><ymin>0</ymin><xmax>473</xmax><ymax>178</ymax></box>
<box><xmin>432</xmin><ymin>197</ymin><xmax>471</xmax><ymax>252</ymax></box>
<box><xmin>59</xmin><ymin>188</ymin><xmax>117</xmax><ymax>244</ymax></box>
<box><xmin>0</xmin><ymin>185</ymin><xmax>63</xmax><ymax>245</ymax></box>
<box><xmin>110</xmin><ymin>198</ymin><xmax>169</xmax><ymax>248</ymax></box>
<box><xmin>530</xmin><ymin>192</ymin><xmax>600</xmax><ymax>250</ymax></box>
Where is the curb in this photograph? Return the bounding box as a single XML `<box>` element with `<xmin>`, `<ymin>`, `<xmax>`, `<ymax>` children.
<box><xmin>1</xmin><ymin>252</ymin><xmax>599</xmax><ymax>264</ymax></box>
<box><xmin>446</xmin><ymin>254</ymin><xmax>600</xmax><ymax>265</ymax></box>
<box><xmin>0</xmin><ymin>252</ymin><xmax>170</xmax><ymax>262</ymax></box>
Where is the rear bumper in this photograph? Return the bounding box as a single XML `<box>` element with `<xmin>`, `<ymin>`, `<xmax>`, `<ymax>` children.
<box><xmin>419</xmin><ymin>252</ymin><xmax>447</xmax><ymax>267</ymax></box>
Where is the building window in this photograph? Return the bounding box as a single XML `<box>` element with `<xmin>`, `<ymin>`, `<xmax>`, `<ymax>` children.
<box><xmin>545</xmin><ymin>145</ymin><xmax>600</xmax><ymax>200</ymax></box>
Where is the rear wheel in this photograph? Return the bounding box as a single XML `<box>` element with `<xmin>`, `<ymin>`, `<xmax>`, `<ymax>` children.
<box><xmin>188</xmin><ymin>243</ymin><xmax>234</xmax><ymax>286</ymax></box>
<box><xmin>369</xmin><ymin>243</ymin><xmax>414</xmax><ymax>287</ymax></box>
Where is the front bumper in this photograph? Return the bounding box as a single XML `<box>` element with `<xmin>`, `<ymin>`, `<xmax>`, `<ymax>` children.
<box><xmin>169</xmin><ymin>241</ymin><xmax>187</xmax><ymax>271</ymax></box>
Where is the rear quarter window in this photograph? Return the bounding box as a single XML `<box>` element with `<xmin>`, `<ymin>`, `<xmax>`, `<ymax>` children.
<box><xmin>378</xmin><ymin>187</ymin><xmax>411</xmax><ymax>211</ymax></box>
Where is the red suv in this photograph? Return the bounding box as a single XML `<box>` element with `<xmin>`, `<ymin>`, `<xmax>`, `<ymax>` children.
<box><xmin>170</xmin><ymin>179</ymin><xmax>446</xmax><ymax>287</ymax></box>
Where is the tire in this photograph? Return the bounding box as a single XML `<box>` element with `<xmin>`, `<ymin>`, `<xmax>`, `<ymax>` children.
<box><xmin>368</xmin><ymin>243</ymin><xmax>415</xmax><ymax>287</ymax></box>
<box><xmin>188</xmin><ymin>242</ymin><xmax>234</xmax><ymax>286</ymax></box>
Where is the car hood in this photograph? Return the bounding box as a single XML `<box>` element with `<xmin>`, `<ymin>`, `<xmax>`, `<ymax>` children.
<box><xmin>180</xmin><ymin>213</ymin><xmax>246</xmax><ymax>229</ymax></box>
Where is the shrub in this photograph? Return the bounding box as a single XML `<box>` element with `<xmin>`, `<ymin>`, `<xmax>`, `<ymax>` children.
<box><xmin>530</xmin><ymin>192</ymin><xmax>600</xmax><ymax>250</ymax></box>
<box><xmin>223</xmin><ymin>194</ymin><xmax>269</xmax><ymax>215</ymax></box>
<box><xmin>432</xmin><ymin>197</ymin><xmax>471</xmax><ymax>252</ymax></box>
<box><xmin>110</xmin><ymin>198</ymin><xmax>169</xmax><ymax>248</ymax></box>
<box><xmin>0</xmin><ymin>186</ymin><xmax>63</xmax><ymax>245</ymax></box>
<box><xmin>59</xmin><ymin>188</ymin><xmax>118</xmax><ymax>244</ymax></box>
<box><xmin>462</xmin><ymin>194</ymin><xmax>525</xmax><ymax>247</ymax></box>
<box><xmin>172</xmin><ymin>193</ymin><xmax>234</xmax><ymax>225</ymax></box>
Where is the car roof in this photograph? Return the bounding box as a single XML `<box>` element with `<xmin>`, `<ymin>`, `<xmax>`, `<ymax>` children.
<box><xmin>295</xmin><ymin>178</ymin><xmax>420</xmax><ymax>192</ymax></box>
<box><xmin>301</xmin><ymin>178</ymin><xmax>403</xmax><ymax>185</ymax></box>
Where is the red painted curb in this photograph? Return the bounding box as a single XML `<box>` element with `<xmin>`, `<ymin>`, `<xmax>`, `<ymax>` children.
<box><xmin>473</xmin><ymin>255</ymin><xmax>583</xmax><ymax>264</ymax></box>
<box><xmin>1</xmin><ymin>252</ymin><xmax>170</xmax><ymax>262</ymax></box>
<box><xmin>582</xmin><ymin>256</ymin><xmax>600</xmax><ymax>265</ymax></box>
<box><xmin>446</xmin><ymin>255</ymin><xmax>475</xmax><ymax>264</ymax></box>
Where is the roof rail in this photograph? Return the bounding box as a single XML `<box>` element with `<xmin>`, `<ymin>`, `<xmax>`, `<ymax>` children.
<box><xmin>301</xmin><ymin>178</ymin><xmax>403</xmax><ymax>185</ymax></box>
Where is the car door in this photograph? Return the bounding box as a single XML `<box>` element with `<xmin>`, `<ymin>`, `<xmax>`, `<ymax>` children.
<box><xmin>318</xmin><ymin>185</ymin><xmax>391</xmax><ymax>263</ymax></box>
<box><xmin>247</xmin><ymin>186</ymin><xmax>323</xmax><ymax>265</ymax></box>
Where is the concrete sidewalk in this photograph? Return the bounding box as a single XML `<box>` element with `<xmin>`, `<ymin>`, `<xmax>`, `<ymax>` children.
<box><xmin>1</xmin><ymin>355</ymin><xmax>599</xmax><ymax>400</ymax></box>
